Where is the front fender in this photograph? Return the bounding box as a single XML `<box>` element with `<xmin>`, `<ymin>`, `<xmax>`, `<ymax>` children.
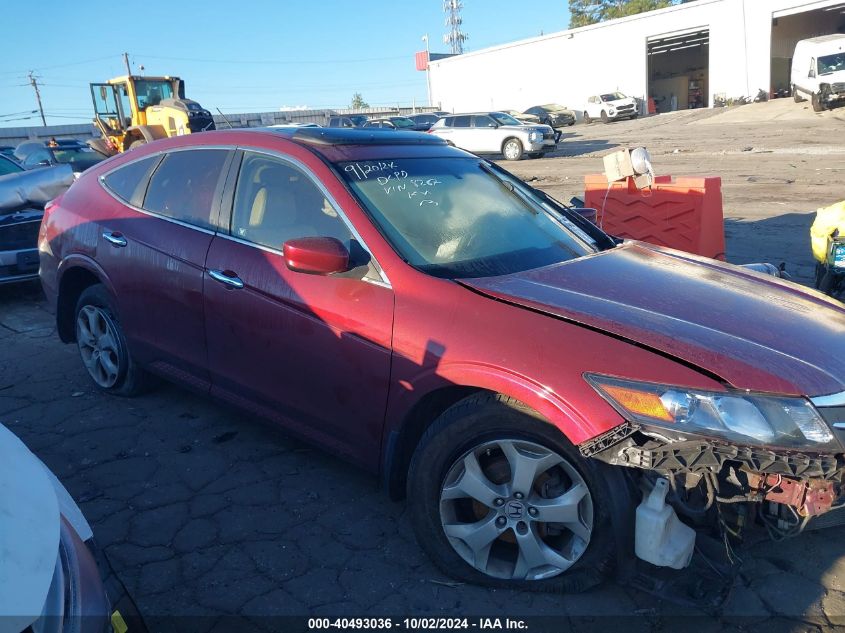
<box><xmin>384</xmin><ymin>360</ymin><xmax>618</xmax><ymax>447</ymax></box>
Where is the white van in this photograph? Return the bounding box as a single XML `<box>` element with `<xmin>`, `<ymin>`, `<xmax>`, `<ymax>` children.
<box><xmin>791</xmin><ymin>34</ymin><xmax>845</xmax><ymax>112</ymax></box>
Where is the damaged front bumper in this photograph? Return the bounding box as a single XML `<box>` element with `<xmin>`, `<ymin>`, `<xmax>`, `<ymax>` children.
<box><xmin>580</xmin><ymin>411</ymin><xmax>845</xmax><ymax>541</ymax></box>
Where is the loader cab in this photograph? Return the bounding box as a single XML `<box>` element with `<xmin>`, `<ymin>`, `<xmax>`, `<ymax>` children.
<box><xmin>90</xmin><ymin>75</ymin><xmax>212</xmax><ymax>153</ymax></box>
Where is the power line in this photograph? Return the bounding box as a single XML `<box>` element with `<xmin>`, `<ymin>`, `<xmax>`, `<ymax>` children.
<box><xmin>134</xmin><ymin>53</ymin><xmax>410</xmax><ymax>66</ymax></box>
<box><xmin>0</xmin><ymin>54</ymin><xmax>119</xmax><ymax>76</ymax></box>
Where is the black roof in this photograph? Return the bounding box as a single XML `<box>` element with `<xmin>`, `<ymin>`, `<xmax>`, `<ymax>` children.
<box><xmin>264</xmin><ymin>127</ymin><xmax>447</xmax><ymax>147</ymax></box>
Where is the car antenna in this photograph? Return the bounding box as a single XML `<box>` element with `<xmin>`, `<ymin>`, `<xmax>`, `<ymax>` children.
<box><xmin>216</xmin><ymin>108</ymin><xmax>234</xmax><ymax>129</ymax></box>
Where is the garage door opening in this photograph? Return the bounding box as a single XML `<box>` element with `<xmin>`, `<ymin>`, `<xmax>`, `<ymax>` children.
<box><xmin>771</xmin><ymin>4</ymin><xmax>845</xmax><ymax>97</ymax></box>
<box><xmin>647</xmin><ymin>28</ymin><xmax>709</xmax><ymax>113</ymax></box>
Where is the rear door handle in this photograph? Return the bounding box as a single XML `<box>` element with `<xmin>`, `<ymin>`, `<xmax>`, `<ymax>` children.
<box><xmin>102</xmin><ymin>231</ymin><xmax>127</xmax><ymax>247</ymax></box>
<box><xmin>208</xmin><ymin>269</ymin><xmax>244</xmax><ymax>289</ymax></box>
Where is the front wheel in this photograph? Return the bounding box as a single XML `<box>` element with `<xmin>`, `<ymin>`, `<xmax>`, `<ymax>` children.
<box><xmin>502</xmin><ymin>138</ymin><xmax>524</xmax><ymax>161</ymax></box>
<box><xmin>407</xmin><ymin>393</ymin><xmax>617</xmax><ymax>592</ymax></box>
<box><xmin>600</xmin><ymin>110</ymin><xmax>609</xmax><ymax>124</ymax></box>
<box><xmin>74</xmin><ymin>285</ymin><xmax>153</xmax><ymax>396</ymax></box>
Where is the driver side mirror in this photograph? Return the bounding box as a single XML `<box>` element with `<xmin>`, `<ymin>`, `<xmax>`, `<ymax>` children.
<box><xmin>487</xmin><ymin>122</ymin><xmax>499</xmax><ymax>128</ymax></box>
<box><xmin>283</xmin><ymin>237</ymin><xmax>350</xmax><ymax>275</ymax></box>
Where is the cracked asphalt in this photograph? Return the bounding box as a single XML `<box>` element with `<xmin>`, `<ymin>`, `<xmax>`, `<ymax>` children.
<box><xmin>4</xmin><ymin>102</ymin><xmax>845</xmax><ymax>632</ymax></box>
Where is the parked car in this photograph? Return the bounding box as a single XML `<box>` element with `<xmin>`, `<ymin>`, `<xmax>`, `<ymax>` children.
<box><xmin>268</xmin><ymin>122</ymin><xmax>321</xmax><ymax>128</ymax></box>
<box><xmin>0</xmin><ymin>145</ymin><xmax>18</xmax><ymax>160</ymax></box>
<box><xmin>327</xmin><ymin>115</ymin><xmax>370</xmax><ymax>128</ymax></box>
<box><xmin>791</xmin><ymin>34</ymin><xmax>845</xmax><ymax>112</ymax></box>
<box><xmin>499</xmin><ymin>109</ymin><xmax>541</xmax><ymax>125</ymax></box>
<box><xmin>0</xmin><ymin>422</ymin><xmax>145</xmax><ymax>631</ymax></box>
<box><xmin>1</xmin><ymin>163</ymin><xmax>73</xmax><ymax>284</ymax></box>
<box><xmin>14</xmin><ymin>139</ymin><xmax>108</xmax><ymax>177</ymax></box>
<box><xmin>523</xmin><ymin>104</ymin><xmax>576</xmax><ymax>127</ymax></box>
<box><xmin>407</xmin><ymin>112</ymin><xmax>446</xmax><ymax>130</ymax></box>
<box><xmin>584</xmin><ymin>92</ymin><xmax>638</xmax><ymax>123</ymax></box>
<box><xmin>0</xmin><ymin>153</ymin><xmax>22</xmax><ymax>176</ymax></box>
<box><xmin>363</xmin><ymin>116</ymin><xmax>423</xmax><ymax>130</ymax></box>
<box><xmin>428</xmin><ymin>111</ymin><xmax>556</xmax><ymax>160</ymax></box>
<box><xmin>40</xmin><ymin>127</ymin><xmax>845</xmax><ymax>593</ymax></box>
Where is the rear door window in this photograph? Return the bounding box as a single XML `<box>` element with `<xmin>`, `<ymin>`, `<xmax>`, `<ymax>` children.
<box><xmin>452</xmin><ymin>115</ymin><xmax>471</xmax><ymax>128</ymax></box>
<box><xmin>102</xmin><ymin>155</ymin><xmax>161</xmax><ymax>206</ymax></box>
<box><xmin>472</xmin><ymin>115</ymin><xmax>496</xmax><ymax>128</ymax></box>
<box><xmin>143</xmin><ymin>149</ymin><xmax>229</xmax><ymax>229</ymax></box>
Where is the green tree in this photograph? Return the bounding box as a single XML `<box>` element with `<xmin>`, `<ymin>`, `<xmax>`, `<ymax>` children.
<box><xmin>350</xmin><ymin>93</ymin><xmax>370</xmax><ymax>109</ymax></box>
<box><xmin>569</xmin><ymin>0</ymin><xmax>687</xmax><ymax>28</ymax></box>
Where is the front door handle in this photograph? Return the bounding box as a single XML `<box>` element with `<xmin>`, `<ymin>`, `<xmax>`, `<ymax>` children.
<box><xmin>208</xmin><ymin>269</ymin><xmax>244</xmax><ymax>289</ymax></box>
<box><xmin>102</xmin><ymin>231</ymin><xmax>127</xmax><ymax>247</ymax></box>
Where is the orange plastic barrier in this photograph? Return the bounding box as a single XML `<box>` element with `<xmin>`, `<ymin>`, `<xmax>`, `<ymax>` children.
<box><xmin>584</xmin><ymin>174</ymin><xmax>726</xmax><ymax>260</ymax></box>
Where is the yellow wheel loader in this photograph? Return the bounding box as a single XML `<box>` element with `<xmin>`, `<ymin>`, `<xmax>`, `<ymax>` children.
<box><xmin>90</xmin><ymin>75</ymin><xmax>215</xmax><ymax>155</ymax></box>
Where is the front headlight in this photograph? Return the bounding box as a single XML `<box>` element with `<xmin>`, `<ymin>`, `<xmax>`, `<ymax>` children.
<box><xmin>585</xmin><ymin>374</ymin><xmax>838</xmax><ymax>450</ymax></box>
<box><xmin>529</xmin><ymin>131</ymin><xmax>541</xmax><ymax>142</ymax></box>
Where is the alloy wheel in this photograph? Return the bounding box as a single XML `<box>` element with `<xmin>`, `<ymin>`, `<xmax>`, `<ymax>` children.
<box><xmin>76</xmin><ymin>305</ymin><xmax>122</xmax><ymax>388</ymax></box>
<box><xmin>439</xmin><ymin>438</ymin><xmax>593</xmax><ymax>581</ymax></box>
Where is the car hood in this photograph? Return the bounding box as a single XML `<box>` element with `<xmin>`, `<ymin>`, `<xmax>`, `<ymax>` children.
<box><xmin>548</xmin><ymin>109</ymin><xmax>575</xmax><ymax>117</ymax></box>
<box><xmin>0</xmin><ymin>422</ymin><xmax>93</xmax><ymax>629</ymax></box>
<box><xmin>460</xmin><ymin>242</ymin><xmax>845</xmax><ymax>397</ymax></box>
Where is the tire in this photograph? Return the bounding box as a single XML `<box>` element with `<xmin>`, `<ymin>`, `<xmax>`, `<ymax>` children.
<box><xmin>812</xmin><ymin>93</ymin><xmax>826</xmax><ymax>112</ymax></box>
<box><xmin>583</xmin><ymin>112</ymin><xmax>592</xmax><ymax>124</ymax></box>
<box><xmin>74</xmin><ymin>285</ymin><xmax>153</xmax><ymax>396</ymax></box>
<box><xmin>407</xmin><ymin>393</ymin><xmax>618</xmax><ymax>593</ymax></box>
<box><xmin>129</xmin><ymin>139</ymin><xmax>146</xmax><ymax>149</ymax></box>
<box><xmin>793</xmin><ymin>85</ymin><xmax>804</xmax><ymax>103</ymax></box>
<box><xmin>630</xmin><ymin>114</ymin><xmax>639</xmax><ymax>120</ymax></box>
<box><xmin>502</xmin><ymin>138</ymin><xmax>524</xmax><ymax>161</ymax></box>
<box><xmin>568</xmin><ymin>121</ymin><xmax>575</xmax><ymax>127</ymax></box>
<box><xmin>600</xmin><ymin>110</ymin><xmax>609</xmax><ymax>124</ymax></box>
<box><xmin>527</xmin><ymin>153</ymin><xmax>543</xmax><ymax>159</ymax></box>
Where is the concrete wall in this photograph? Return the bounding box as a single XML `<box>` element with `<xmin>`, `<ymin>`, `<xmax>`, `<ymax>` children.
<box><xmin>428</xmin><ymin>0</ymin><xmax>845</xmax><ymax>113</ymax></box>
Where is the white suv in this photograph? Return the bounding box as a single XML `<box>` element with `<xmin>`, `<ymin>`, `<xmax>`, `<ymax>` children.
<box><xmin>428</xmin><ymin>112</ymin><xmax>556</xmax><ymax>160</ymax></box>
<box><xmin>584</xmin><ymin>92</ymin><xmax>638</xmax><ymax>123</ymax></box>
<box><xmin>791</xmin><ymin>35</ymin><xmax>845</xmax><ymax>112</ymax></box>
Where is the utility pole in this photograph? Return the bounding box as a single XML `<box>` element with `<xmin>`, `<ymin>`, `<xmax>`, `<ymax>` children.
<box><xmin>28</xmin><ymin>72</ymin><xmax>47</xmax><ymax>127</ymax></box>
<box><xmin>123</xmin><ymin>52</ymin><xmax>132</xmax><ymax>75</ymax></box>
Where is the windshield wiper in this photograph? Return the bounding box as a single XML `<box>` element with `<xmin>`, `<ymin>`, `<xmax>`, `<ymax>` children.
<box><xmin>478</xmin><ymin>162</ymin><xmax>539</xmax><ymax>214</ymax></box>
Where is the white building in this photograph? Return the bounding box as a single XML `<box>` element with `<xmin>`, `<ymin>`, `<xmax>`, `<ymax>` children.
<box><xmin>429</xmin><ymin>0</ymin><xmax>845</xmax><ymax>115</ymax></box>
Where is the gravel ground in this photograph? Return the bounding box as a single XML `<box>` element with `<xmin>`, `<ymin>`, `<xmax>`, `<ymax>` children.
<box><xmin>2</xmin><ymin>98</ymin><xmax>845</xmax><ymax>632</ymax></box>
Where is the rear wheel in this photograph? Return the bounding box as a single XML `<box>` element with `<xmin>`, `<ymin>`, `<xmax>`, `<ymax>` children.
<box><xmin>407</xmin><ymin>393</ymin><xmax>617</xmax><ymax>592</ymax></box>
<box><xmin>583</xmin><ymin>112</ymin><xmax>592</xmax><ymax>124</ymax></box>
<box><xmin>502</xmin><ymin>138</ymin><xmax>524</xmax><ymax>161</ymax></box>
<box><xmin>74</xmin><ymin>285</ymin><xmax>153</xmax><ymax>396</ymax></box>
<box><xmin>793</xmin><ymin>85</ymin><xmax>804</xmax><ymax>103</ymax></box>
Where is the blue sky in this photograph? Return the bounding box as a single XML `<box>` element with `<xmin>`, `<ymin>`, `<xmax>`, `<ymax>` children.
<box><xmin>0</xmin><ymin>0</ymin><xmax>571</xmax><ymax>127</ymax></box>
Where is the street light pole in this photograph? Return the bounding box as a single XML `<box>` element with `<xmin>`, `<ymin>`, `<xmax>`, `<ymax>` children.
<box><xmin>422</xmin><ymin>34</ymin><xmax>432</xmax><ymax>107</ymax></box>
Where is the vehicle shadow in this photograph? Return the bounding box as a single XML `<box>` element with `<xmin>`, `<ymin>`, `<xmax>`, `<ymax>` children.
<box><xmin>723</xmin><ymin>212</ymin><xmax>816</xmax><ymax>284</ymax></box>
<box><xmin>546</xmin><ymin>139</ymin><xmax>619</xmax><ymax>159</ymax></box>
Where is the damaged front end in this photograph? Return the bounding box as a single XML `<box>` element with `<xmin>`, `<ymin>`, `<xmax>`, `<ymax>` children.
<box><xmin>579</xmin><ymin>374</ymin><xmax>845</xmax><ymax>600</ymax></box>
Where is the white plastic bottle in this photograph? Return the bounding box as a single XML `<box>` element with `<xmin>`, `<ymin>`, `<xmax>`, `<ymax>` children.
<box><xmin>635</xmin><ymin>477</ymin><xmax>696</xmax><ymax>569</ymax></box>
